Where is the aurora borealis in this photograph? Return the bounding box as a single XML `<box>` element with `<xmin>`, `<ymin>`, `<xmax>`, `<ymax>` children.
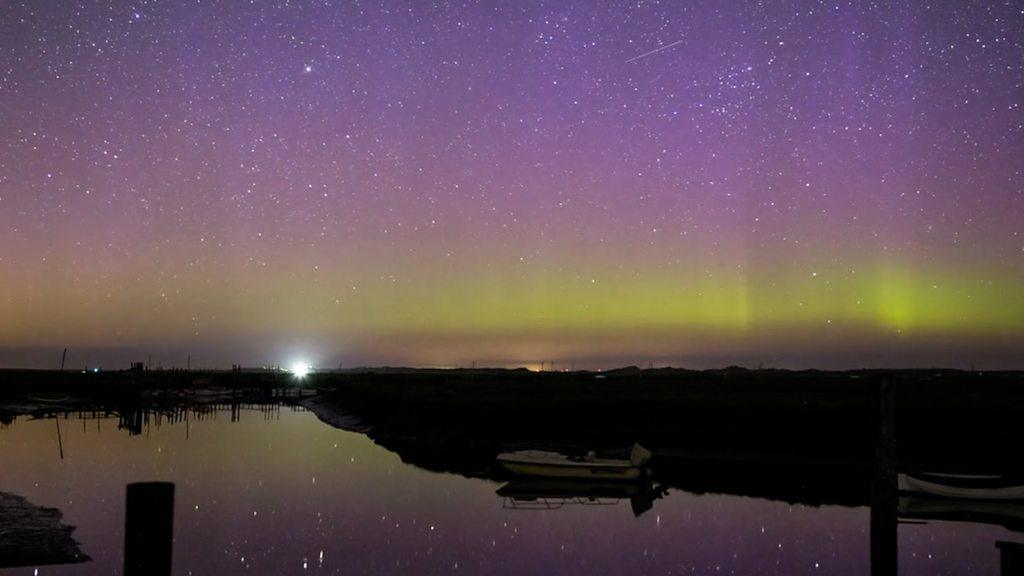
<box><xmin>1</xmin><ymin>1</ymin><xmax>1022</xmax><ymax>369</ymax></box>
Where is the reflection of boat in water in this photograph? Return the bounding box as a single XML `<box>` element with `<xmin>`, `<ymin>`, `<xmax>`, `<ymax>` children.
<box><xmin>497</xmin><ymin>443</ymin><xmax>652</xmax><ymax>481</ymax></box>
<box><xmin>899</xmin><ymin>495</ymin><xmax>1024</xmax><ymax>533</ymax></box>
<box><xmin>898</xmin><ymin>472</ymin><xmax>1024</xmax><ymax>500</ymax></box>
<box><xmin>897</xmin><ymin>472</ymin><xmax>1024</xmax><ymax>535</ymax></box>
<box><xmin>498</xmin><ymin>478</ymin><xmax>668</xmax><ymax>517</ymax></box>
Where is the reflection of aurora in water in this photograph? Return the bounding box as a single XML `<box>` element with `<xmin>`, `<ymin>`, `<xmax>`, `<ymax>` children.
<box><xmin>1</xmin><ymin>406</ymin><xmax>1022</xmax><ymax>575</ymax></box>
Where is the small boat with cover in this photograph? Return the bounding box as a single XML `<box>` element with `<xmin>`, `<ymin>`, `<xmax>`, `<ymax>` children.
<box><xmin>496</xmin><ymin>443</ymin><xmax>652</xmax><ymax>481</ymax></box>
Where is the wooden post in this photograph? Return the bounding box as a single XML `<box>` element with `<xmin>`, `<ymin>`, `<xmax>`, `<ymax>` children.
<box><xmin>124</xmin><ymin>482</ymin><xmax>174</xmax><ymax>576</ymax></box>
<box><xmin>997</xmin><ymin>541</ymin><xmax>1024</xmax><ymax>576</ymax></box>
<box><xmin>870</xmin><ymin>378</ymin><xmax>897</xmax><ymax>576</ymax></box>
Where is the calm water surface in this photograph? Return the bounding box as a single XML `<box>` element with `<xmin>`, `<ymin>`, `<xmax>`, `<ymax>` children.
<box><xmin>0</xmin><ymin>407</ymin><xmax>1018</xmax><ymax>575</ymax></box>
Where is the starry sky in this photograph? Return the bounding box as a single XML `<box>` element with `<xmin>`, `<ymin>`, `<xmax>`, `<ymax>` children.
<box><xmin>1</xmin><ymin>1</ymin><xmax>1022</xmax><ymax>369</ymax></box>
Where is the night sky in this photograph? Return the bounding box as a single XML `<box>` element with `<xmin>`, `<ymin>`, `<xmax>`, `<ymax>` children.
<box><xmin>1</xmin><ymin>1</ymin><xmax>1022</xmax><ymax>369</ymax></box>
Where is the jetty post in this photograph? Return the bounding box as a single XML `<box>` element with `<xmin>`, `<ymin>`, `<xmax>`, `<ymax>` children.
<box><xmin>997</xmin><ymin>541</ymin><xmax>1024</xmax><ymax>576</ymax></box>
<box><xmin>870</xmin><ymin>377</ymin><xmax>897</xmax><ymax>576</ymax></box>
<box><xmin>124</xmin><ymin>482</ymin><xmax>175</xmax><ymax>576</ymax></box>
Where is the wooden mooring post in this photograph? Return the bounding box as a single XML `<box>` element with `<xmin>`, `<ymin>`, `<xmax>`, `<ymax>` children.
<box><xmin>997</xmin><ymin>541</ymin><xmax>1024</xmax><ymax>576</ymax></box>
<box><xmin>124</xmin><ymin>482</ymin><xmax>174</xmax><ymax>576</ymax></box>
<box><xmin>870</xmin><ymin>378</ymin><xmax>897</xmax><ymax>576</ymax></box>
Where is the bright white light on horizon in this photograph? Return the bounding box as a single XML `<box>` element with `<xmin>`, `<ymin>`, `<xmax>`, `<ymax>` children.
<box><xmin>291</xmin><ymin>361</ymin><xmax>310</xmax><ymax>378</ymax></box>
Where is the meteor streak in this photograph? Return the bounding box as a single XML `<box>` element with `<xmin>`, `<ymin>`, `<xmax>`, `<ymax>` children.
<box><xmin>626</xmin><ymin>39</ymin><xmax>684</xmax><ymax>63</ymax></box>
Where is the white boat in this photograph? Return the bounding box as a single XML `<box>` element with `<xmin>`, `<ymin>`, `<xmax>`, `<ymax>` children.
<box><xmin>496</xmin><ymin>443</ymin><xmax>652</xmax><ymax>481</ymax></box>
<box><xmin>898</xmin><ymin>472</ymin><xmax>1024</xmax><ymax>500</ymax></box>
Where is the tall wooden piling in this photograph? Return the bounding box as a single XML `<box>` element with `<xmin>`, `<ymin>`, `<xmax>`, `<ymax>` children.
<box><xmin>124</xmin><ymin>482</ymin><xmax>174</xmax><ymax>576</ymax></box>
<box><xmin>870</xmin><ymin>378</ymin><xmax>897</xmax><ymax>576</ymax></box>
<box><xmin>998</xmin><ymin>542</ymin><xmax>1024</xmax><ymax>576</ymax></box>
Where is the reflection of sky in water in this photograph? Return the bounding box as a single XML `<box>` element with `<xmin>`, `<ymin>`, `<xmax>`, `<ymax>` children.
<box><xmin>0</xmin><ymin>409</ymin><xmax>1019</xmax><ymax>575</ymax></box>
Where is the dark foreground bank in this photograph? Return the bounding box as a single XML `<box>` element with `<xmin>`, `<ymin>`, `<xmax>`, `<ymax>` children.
<box><xmin>2</xmin><ymin>367</ymin><xmax>1023</xmax><ymax>576</ymax></box>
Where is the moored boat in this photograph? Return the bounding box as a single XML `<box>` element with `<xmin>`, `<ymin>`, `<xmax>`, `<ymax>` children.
<box><xmin>24</xmin><ymin>394</ymin><xmax>72</xmax><ymax>404</ymax></box>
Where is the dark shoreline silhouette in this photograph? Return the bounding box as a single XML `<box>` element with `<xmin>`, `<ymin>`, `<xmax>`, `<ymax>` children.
<box><xmin>5</xmin><ymin>366</ymin><xmax>1022</xmax><ymax>502</ymax></box>
<box><xmin>0</xmin><ymin>492</ymin><xmax>90</xmax><ymax>569</ymax></box>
